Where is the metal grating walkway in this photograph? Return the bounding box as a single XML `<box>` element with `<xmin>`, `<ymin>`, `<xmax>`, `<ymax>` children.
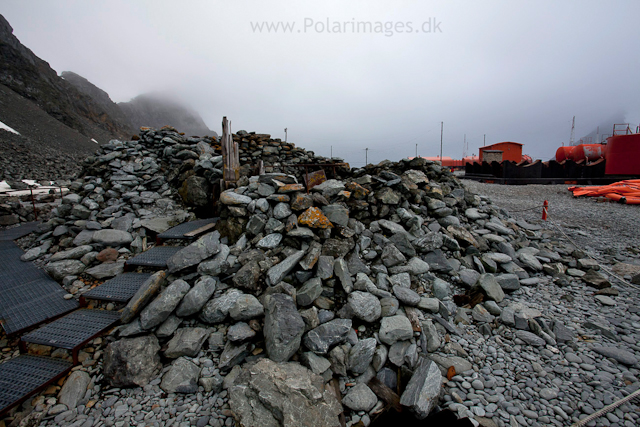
<box><xmin>0</xmin><ymin>222</ymin><xmax>41</xmax><ymax>241</ymax></box>
<box><xmin>157</xmin><ymin>218</ymin><xmax>217</xmax><ymax>240</ymax></box>
<box><xmin>21</xmin><ymin>310</ymin><xmax>120</xmax><ymax>363</ymax></box>
<box><xmin>0</xmin><ymin>241</ymin><xmax>79</xmax><ymax>335</ymax></box>
<box><xmin>0</xmin><ymin>355</ymin><xmax>72</xmax><ymax>417</ymax></box>
<box><xmin>125</xmin><ymin>246</ymin><xmax>182</xmax><ymax>269</ymax></box>
<box><xmin>82</xmin><ymin>272</ymin><xmax>153</xmax><ymax>303</ymax></box>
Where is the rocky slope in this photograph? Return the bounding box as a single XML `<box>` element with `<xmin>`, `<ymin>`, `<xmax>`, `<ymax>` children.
<box><xmin>3</xmin><ymin>128</ymin><xmax>640</xmax><ymax>427</ymax></box>
<box><xmin>0</xmin><ymin>14</ymin><xmax>132</xmax><ymax>141</ymax></box>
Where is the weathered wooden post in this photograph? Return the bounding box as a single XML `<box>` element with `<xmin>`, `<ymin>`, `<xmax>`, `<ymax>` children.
<box><xmin>221</xmin><ymin>116</ymin><xmax>239</xmax><ymax>189</ymax></box>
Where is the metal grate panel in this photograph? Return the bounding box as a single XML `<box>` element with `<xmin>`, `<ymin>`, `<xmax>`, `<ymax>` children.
<box><xmin>125</xmin><ymin>246</ymin><xmax>182</xmax><ymax>268</ymax></box>
<box><xmin>157</xmin><ymin>218</ymin><xmax>217</xmax><ymax>240</ymax></box>
<box><xmin>0</xmin><ymin>222</ymin><xmax>41</xmax><ymax>241</ymax></box>
<box><xmin>1</xmin><ymin>291</ymin><xmax>78</xmax><ymax>335</ymax></box>
<box><xmin>0</xmin><ymin>280</ymin><xmax>68</xmax><ymax>314</ymax></box>
<box><xmin>21</xmin><ymin>309</ymin><xmax>121</xmax><ymax>349</ymax></box>
<box><xmin>0</xmin><ymin>355</ymin><xmax>72</xmax><ymax>416</ymax></box>
<box><xmin>82</xmin><ymin>273</ymin><xmax>152</xmax><ymax>303</ymax></box>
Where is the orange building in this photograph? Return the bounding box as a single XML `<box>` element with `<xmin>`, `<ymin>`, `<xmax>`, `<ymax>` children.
<box><xmin>479</xmin><ymin>142</ymin><xmax>523</xmax><ymax>163</ymax></box>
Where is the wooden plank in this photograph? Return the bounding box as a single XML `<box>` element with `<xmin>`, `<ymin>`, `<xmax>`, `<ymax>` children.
<box><xmin>183</xmin><ymin>222</ymin><xmax>216</xmax><ymax>238</ymax></box>
<box><xmin>221</xmin><ymin>116</ymin><xmax>239</xmax><ymax>186</ymax></box>
<box><xmin>367</xmin><ymin>377</ymin><xmax>401</xmax><ymax>412</ymax></box>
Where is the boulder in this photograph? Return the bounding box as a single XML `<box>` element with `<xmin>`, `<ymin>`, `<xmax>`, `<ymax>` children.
<box><xmin>264</xmin><ymin>293</ymin><xmax>305</xmax><ymax>362</ymax></box>
<box><xmin>91</xmin><ymin>229</ymin><xmax>133</xmax><ymax>246</ymax></box>
<box><xmin>229</xmin><ymin>358</ymin><xmax>342</xmax><ymax>427</ymax></box>
<box><xmin>139</xmin><ymin>279</ymin><xmax>191</xmax><ymax>329</ymax></box>
<box><xmin>160</xmin><ymin>357</ymin><xmax>201</xmax><ymax>393</ymax></box>
<box><xmin>103</xmin><ymin>335</ymin><xmax>161</xmax><ymax>387</ymax></box>
<box><xmin>399</xmin><ymin>357</ymin><xmax>442</xmax><ymax>419</ymax></box>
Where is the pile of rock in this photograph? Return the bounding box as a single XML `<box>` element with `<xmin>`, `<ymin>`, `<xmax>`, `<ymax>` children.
<box><xmin>14</xmin><ymin>126</ymin><xmax>640</xmax><ymax>427</ymax></box>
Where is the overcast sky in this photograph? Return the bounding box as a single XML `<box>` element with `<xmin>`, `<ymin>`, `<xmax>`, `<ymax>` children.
<box><xmin>3</xmin><ymin>0</ymin><xmax>640</xmax><ymax>166</ymax></box>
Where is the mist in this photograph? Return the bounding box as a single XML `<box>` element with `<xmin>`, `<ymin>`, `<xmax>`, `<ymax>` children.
<box><xmin>3</xmin><ymin>0</ymin><xmax>640</xmax><ymax>166</ymax></box>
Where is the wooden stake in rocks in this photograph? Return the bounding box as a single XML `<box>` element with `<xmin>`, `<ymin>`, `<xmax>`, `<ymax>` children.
<box><xmin>221</xmin><ymin>116</ymin><xmax>239</xmax><ymax>189</ymax></box>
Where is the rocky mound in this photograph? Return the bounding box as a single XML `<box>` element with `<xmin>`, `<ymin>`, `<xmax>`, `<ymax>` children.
<box><xmin>13</xmin><ymin>126</ymin><xmax>639</xmax><ymax>427</ymax></box>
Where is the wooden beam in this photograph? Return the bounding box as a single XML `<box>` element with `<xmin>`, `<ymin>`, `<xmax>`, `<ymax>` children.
<box><xmin>183</xmin><ymin>222</ymin><xmax>217</xmax><ymax>238</ymax></box>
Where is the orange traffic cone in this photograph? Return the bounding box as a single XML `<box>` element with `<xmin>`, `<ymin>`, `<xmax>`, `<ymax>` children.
<box><xmin>542</xmin><ymin>200</ymin><xmax>548</xmax><ymax>221</ymax></box>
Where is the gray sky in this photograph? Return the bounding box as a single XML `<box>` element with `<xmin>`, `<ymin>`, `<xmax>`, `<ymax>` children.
<box><xmin>3</xmin><ymin>0</ymin><xmax>640</xmax><ymax>166</ymax></box>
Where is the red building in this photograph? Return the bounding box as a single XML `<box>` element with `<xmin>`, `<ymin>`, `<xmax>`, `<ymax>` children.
<box><xmin>479</xmin><ymin>142</ymin><xmax>523</xmax><ymax>163</ymax></box>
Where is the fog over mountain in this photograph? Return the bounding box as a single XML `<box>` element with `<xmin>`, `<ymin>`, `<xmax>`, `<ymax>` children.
<box><xmin>2</xmin><ymin>1</ymin><xmax>640</xmax><ymax>166</ymax></box>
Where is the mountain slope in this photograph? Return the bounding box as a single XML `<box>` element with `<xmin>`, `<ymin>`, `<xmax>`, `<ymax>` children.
<box><xmin>0</xmin><ymin>14</ymin><xmax>132</xmax><ymax>142</ymax></box>
<box><xmin>118</xmin><ymin>93</ymin><xmax>216</xmax><ymax>137</ymax></box>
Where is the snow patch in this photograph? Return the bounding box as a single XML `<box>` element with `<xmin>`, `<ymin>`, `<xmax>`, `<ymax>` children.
<box><xmin>0</xmin><ymin>120</ymin><xmax>20</xmax><ymax>135</ymax></box>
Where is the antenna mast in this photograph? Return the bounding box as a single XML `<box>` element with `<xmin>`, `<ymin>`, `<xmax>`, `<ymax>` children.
<box><xmin>570</xmin><ymin>116</ymin><xmax>575</xmax><ymax>146</ymax></box>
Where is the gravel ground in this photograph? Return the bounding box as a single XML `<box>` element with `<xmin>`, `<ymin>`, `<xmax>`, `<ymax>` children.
<box><xmin>461</xmin><ymin>180</ymin><xmax>640</xmax><ymax>251</ymax></box>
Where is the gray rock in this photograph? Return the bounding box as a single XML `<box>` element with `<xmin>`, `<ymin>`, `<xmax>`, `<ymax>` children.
<box><xmin>381</xmin><ymin>244</ymin><xmax>406</xmax><ymax>267</ymax></box>
<box><xmin>300</xmin><ymin>352</ymin><xmax>332</xmax><ymax>375</ymax></box>
<box><xmin>227</xmin><ymin>322</ymin><xmax>256</xmax><ymax>342</ymax></box>
<box><xmin>476</xmin><ymin>273</ymin><xmax>505</xmax><ymax>302</ymax></box>
<box><xmin>273</xmin><ymin>202</ymin><xmax>292</xmax><ymax>220</ymax></box>
<box><xmin>334</xmin><ymin>258</ymin><xmax>353</xmax><ymax>293</ymax></box>
<box><xmin>399</xmin><ymin>357</ymin><xmax>442</xmax><ymax>419</ymax></box>
<box><xmin>91</xmin><ymin>229</ymin><xmax>133</xmax><ymax>246</ymax></box>
<box><xmin>431</xmin><ymin>278</ymin><xmax>451</xmax><ymax>300</ymax></box>
<box><xmin>458</xmin><ymin>269</ymin><xmax>480</xmax><ymax>287</ymax></box>
<box><xmin>379</xmin><ymin>315</ymin><xmax>413</xmax><ymax>345</ymax></box>
<box><xmin>424</xmin><ymin>250</ymin><xmax>452</xmax><ymax>272</ymax></box>
<box><xmin>267</xmin><ymin>250</ymin><xmax>306</xmax><ymax>285</ymax></box>
<box><xmin>175</xmin><ymin>276</ymin><xmax>217</xmax><ymax>317</ymax></box>
<box><xmin>246</xmin><ymin>214</ymin><xmax>268</xmax><ymax>235</ymax></box>
<box><xmin>200</xmin><ymin>289</ymin><xmax>242</xmax><ymax>323</ymax></box>
<box><xmin>264</xmin><ymin>294</ymin><xmax>305</xmax><ymax>362</ymax></box>
<box><xmin>515</xmin><ymin>330</ymin><xmax>546</xmax><ymax>347</ymax></box>
<box><xmin>392</xmin><ymin>285</ymin><xmax>420</xmax><ymax>306</ymax></box>
<box><xmin>304</xmin><ymin>319</ymin><xmax>352</xmax><ymax>354</ymax></box>
<box><xmin>496</xmin><ymin>274</ymin><xmax>521</xmax><ymax>292</ymax></box>
<box><xmin>167</xmin><ymin>231</ymin><xmax>221</xmax><ymax>272</ymax></box>
<box><xmin>429</xmin><ymin>354</ymin><xmax>472</xmax><ymax>375</ymax></box>
<box><xmin>103</xmin><ymin>335</ymin><xmax>161</xmax><ymax>387</ymax></box>
<box><xmin>297</xmin><ymin>278</ymin><xmax>323</xmax><ymax>306</ymax></box>
<box><xmin>312</xmin><ymin>179</ymin><xmax>346</xmax><ymax>197</ymax></box>
<box><xmin>519</xmin><ymin>253</ymin><xmax>543</xmax><ymax>271</ymax></box>
<box><xmin>49</xmin><ymin>245</ymin><xmax>94</xmax><ymax>262</ymax></box>
<box><xmin>389</xmin><ymin>341</ymin><xmax>411</xmax><ymax>367</ymax></box>
<box><xmin>164</xmin><ymin>327</ymin><xmax>210</xmax><ymax>358</ymax></box>
<box><xmin>85</xmin><ymin>261</ymin><xmax>125</xmax><ymax>279</ymax></box>
<box><xmin>421</xmin><ymin>319</ymin><xmax>441</xmax><ymax>352</ymax></box>
<box><xmin>317</xmin><ymin>256</ymin><xmax>335</xmax><ymax>279</ymax></box>
<box><xmin>139</xmin><ymin>279</ymin><xmax>191</xmax><ymax>329</ymax></box>
<box><xmin>380</xmin><ymin>297</ymin><xmax>400</xmax><ymax>317</ymax></box>
<box><xmin>390</xmin><ymin>257</ymin><xmax>430</xmax><ymax>275</ymax></box>
<box><xmin>229</xmin><ymin>358</ymin><xmax>342</xmax><ymax>427</ymax></box>
<box><xmin>418</xmin><ymin>297</ymin><xmax>440</xmax><ymax>313</ymax></box>
<box><xmin>58</xmin><ymin>370</ymin><xmax>90</xmax><ymax>409</ymax></box>
<box><xmin>343</xmin><ymin>383</ymin><xmax>378</xmax><ymax>412</ymax></box>
<box><xmin>472</xmin><ymin>304</ymin><xmax>494</xmax><ymax>323</ymax></box>
<box><xmin>322</xmin><ymin>204</ymin><xmax>349</xmax><ymax>227</ymax></box>
<box><xmin>348</xmin><ymin>338</ymin><xmax>377</xmax><ymax>374</ymax></box>
<box><xmin>232</xmin><ymin>260</ymin><xmax>262</xmax><ymax>291</ymax></box>
<box><xmin>348</xmin><ymin>291</ymin><xmax>382</xmax><ymax>323</ymax></box>
<box><xmin>156</xmin><ymin>315</ymin><xmax>182</xmax><ymax>338</ymax></box>
<box><xmin>219</xmin><ymin>342</ymin><xmax>251</xmax><ymax>371</ymax></box>
<box><xmin>160</xmin><ymin>357</ymin><xmax>201</xmax><ymax>393</ymax></box>
<box><xmin>219</xmin><ymin>191</ymin><xmax>252</xmax><ymax>205</ymax></box>
<box><xmin>45</xmin><ymin>260</ymin><xmax>86</xmax><ymax>280</ymax></box>
<box><xmin>197</xmin><ymin>244</ymin><xmax>230</xmax><ymax>276</ymax></box>
<box><xmin>257</xmin><ymin>233</ymin><xmax>283</xmax><ymax>249</ymax></box>
<box><xmin>229</xmin><ymin>294</ymin><xmax>264</xmax><ymax>320</ymax></box>
<box><xmin>592</xmin><ymin>347</ymin><xmax>638</xmax><ymax>365</ymax></box>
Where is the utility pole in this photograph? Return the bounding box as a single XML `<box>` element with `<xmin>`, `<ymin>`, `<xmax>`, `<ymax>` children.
<box><xmin>284</xmin><ymin>128</ymin><xmax>288</xmax><ymax>142</ymax></box>
<box><xmin>483</xmin><ymin>134</ymin><xmax>486</xmax><ymax>147</ymax></box>
<box><xmin>440</xmin><ymin>122</ymin><xmax>443</xmax><ymax>162</ymax></box>
<box><xmin>415</xmin><ymin>143</ymin><xmax>418</xmax><ymax>158</ymax></box>
<box><xmin>330</xmin><ymin>145</ymin><xmax>333</xmax><ymax>158</ymax></box>
<box><xmin>365</xmin><ymin>148</ymin><xmax>369</xmax><ymax>165</ymax></box>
